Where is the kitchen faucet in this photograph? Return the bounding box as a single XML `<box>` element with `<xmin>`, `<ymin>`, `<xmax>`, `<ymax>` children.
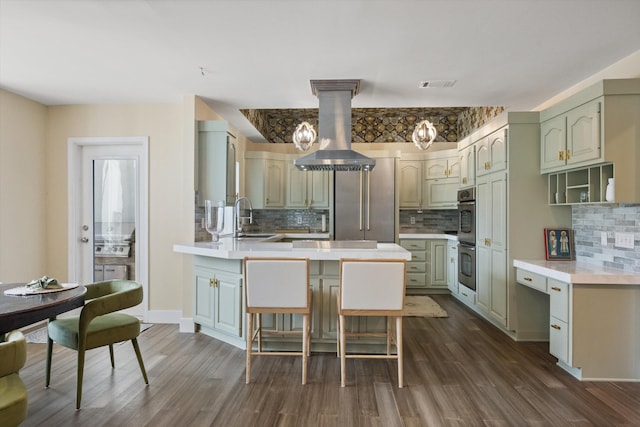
<box><xmin>233</xmin><ymin>197</ymin><xmax>253</xmax><ymax>237</ymax></box>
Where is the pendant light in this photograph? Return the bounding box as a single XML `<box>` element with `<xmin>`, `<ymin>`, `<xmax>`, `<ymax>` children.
<box><xmin>412</xmin><ymin>119</ymin><xmax>437</xmax><ymax>150</ymax></box>
<box><xmin>292</xmin><ymin>121</ymin><xmax>317</xmax><ymax>152</ymax></box>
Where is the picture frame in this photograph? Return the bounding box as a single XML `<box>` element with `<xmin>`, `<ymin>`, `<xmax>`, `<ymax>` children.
<box><xmin>544</xmin><ymin>228</ymin><xmax>575</xmax><ymax>260</ymax></box>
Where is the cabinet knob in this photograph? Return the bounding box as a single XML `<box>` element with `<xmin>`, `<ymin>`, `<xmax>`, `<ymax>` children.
<box><xmin>551</xmin><ymin>324</ymin><xmax>561</xmax><ymax>330</ymax></box>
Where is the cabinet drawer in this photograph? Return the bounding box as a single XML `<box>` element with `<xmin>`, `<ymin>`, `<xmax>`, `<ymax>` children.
<box><xmin>406</xmin><ymin>273</ymin><xmax>427</xmax><ymax>288</ymax></box>
<box><xmin>516</xmin><ymin>268</ymin><xmax>547</xmax><ymax>293</ymax></box>
<box><xmin>401</xmin><ymin>240</ymin><xmax>427</xmax><ymax>250</ymax></box>
<box><xmin>549</xmin><ymin>279</ymin><xmax>569</xmax><ymax>323</ymax></box>
<box><xmin>457</xmin><ymin>284</ymin><xmax>476</xmax><ymax>306</ymax></box>
<box><xmin>549</xmin><ymin>318</ymin><xmax>569</xmax><ymax>364</ymax></box>
<box><xmin>407</xmin><ymin>261</ymin><xmax>426</xmax><ymax>273</ymax></box>
<box><xmin>408</xmin><ymin>251</ymin><xmax>426</xmax><ymax>262</ymax></box>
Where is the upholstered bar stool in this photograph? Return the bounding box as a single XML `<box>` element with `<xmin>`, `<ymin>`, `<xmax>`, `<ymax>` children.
<box><xmin>338</xmin><ymin>258</ymin><xmax>407</xmax><ymax>388</ymax></box>
<box><xmin>244</xmin><ymin>257</ymin><xmax>311</xmax><ymax>385</ymax></box>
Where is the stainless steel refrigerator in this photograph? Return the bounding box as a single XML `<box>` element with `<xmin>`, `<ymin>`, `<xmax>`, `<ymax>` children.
<box><xmin>334</xmin><ymin>157</ymin><xmax>395</xmax><ymax>242</ymax></box>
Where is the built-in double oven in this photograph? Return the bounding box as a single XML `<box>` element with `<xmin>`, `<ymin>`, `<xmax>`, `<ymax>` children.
<box><xmin>457</xmin><ymin>188</ymin><xmax>476</xmax><ymax>291</ymax></box>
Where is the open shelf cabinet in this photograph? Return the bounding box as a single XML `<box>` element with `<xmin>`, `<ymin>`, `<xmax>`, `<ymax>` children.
<box><xmin>548</xmin><ymin>163</ymin><xmax>614</xmax><ymax>205</ymax></box>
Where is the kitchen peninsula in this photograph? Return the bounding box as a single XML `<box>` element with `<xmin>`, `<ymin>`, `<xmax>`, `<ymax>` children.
<box><xmin>174</xmin><ymin>238</ymin><xmax>411</xmax><ymax>351</ymax></box>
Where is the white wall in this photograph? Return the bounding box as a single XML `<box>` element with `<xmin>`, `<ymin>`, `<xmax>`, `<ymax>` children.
<box><xmin>0</xmin><ymin>89</ymin><xmax>47</xmax><ymax>282</ymax></box>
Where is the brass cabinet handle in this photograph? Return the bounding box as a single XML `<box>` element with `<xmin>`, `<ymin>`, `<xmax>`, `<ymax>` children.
<box><xmin>410</xmin><ymin>266</ymin><xmax>418</xmax><ymax>270</ymax></box>
<box><xmin>462</xmin><ymin>177</ymin><xmax>468</xmax><ymax>184</ymax></box>
<box><xmin>558</xmin><ymin>151</ymin><xmax>564</xmax><ymax>161</ymax></box>
<box><xmin>551</xmin><ymin>286</ymin><xmax>561</xmax><ymax>292</ymax></box>
<box><xmin>461</xmin><ymin>292</ymin><xmax>468</xmax><ymax>297</ymax></box>
<box><xmin>409</xmin><ymin>279</ymin><xmax>418</xmax><ymax>282</ymax></box>
<box><xmin>524</xmin><ymin>277</ymin><xmax>533</xmax><ymax>282</ymax></box>
<box><xmin>551</xmin><ymin>324</ymin><xmax>561</xmax><ymax>330</ymax></box>
<box><xmin>209</xmin><ymin>278</ymin><xmax>219</xmax><ymax>287</ymax></box>
<box><xmin>566</xmin><ymin>149</ymin><xmax>570</xmax><ymax>160</ymax></box>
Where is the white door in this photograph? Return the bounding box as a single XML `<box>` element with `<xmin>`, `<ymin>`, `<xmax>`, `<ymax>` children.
<box><xmin>68</xmin><ymin>137</ymin><xmax>149</xmax><ymax>319</ymax></box>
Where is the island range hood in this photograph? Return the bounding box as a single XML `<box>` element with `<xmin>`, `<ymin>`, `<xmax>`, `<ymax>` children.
<box><xmin>294</xmin><ymin>79</ymin><xmax>376</xmax><ymax>171</ymax></box>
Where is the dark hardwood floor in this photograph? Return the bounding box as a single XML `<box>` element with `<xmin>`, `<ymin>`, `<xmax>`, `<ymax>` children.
<box><xmin>17</xmin><ymin>295</ymin><xmax>640</xmax><ymax>426</ymax></box>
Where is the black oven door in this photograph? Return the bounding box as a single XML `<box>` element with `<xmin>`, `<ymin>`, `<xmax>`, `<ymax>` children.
<box><xmin>457</xmin><ymin>202</ymin><xmax>475</xmax><ymax>244</ymax></box>
<box><xmin>458</xmin><ymin>243</ymin><xmax>476</xmax><ymax>291</ymax></box>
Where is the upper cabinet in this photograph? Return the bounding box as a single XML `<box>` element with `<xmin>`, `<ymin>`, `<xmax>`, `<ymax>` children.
<box><xmin>246</xmin><ymin>152</ymin><xmax>329</xmax><ymax>209</ymax></box>
<box><xmin>245</xmin><ymin>154</ymin><xmax>286</xmax><ymax>208</ymax></box>
<box><xmin>540</xmin><ymin>100</ymin><xmax>601</xmax><ymax>172</ymax></box>
<box><xmin>476</xmin><ymin>128</ymin><xmax>507</xmax><ymax>177</ymax></box>
<box><xmin>458</xmin><ymin>143</ymin><xmax>475</xmax><ymax>188</ymax></box>
<box><xmin>197</xmin><ymin>120</ymin><xmax>237</xmax><ymax>206</ymax></box>
<box><xmin>399</xmin><ymin>149</ymin><xmax>458</xmax><ymax>210</ymax></box>
<box><xmin>286</xmin><ymin>164</ymin><xmax>330</xmax><ymax>209</ymax></box>
<box><xmin>540</xmin><ymin>78</ymin><xmax>640</xmax><ymax>204</ymax></box>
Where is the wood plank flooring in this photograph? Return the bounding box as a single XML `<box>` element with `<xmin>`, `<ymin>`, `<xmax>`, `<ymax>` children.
<box><xmin>17</xmin><ymin>295</ymin><xmax>640</xmax><ymax>426</ymax></box>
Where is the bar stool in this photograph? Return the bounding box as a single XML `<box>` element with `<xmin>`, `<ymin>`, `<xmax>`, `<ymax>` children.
<box><xmin>338</xmin><ymin>258</ymin><xmax>407</xmax><ymax>388</ymax></box>
<box><xmin>244</xmin><ymin>257</ymin><xmax>311</xmax><ymax>384</ymax></box>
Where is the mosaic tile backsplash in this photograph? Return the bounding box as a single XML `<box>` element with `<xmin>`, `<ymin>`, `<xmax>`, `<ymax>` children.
<box><xmin>399</xmin><ymin>209</ymin><xmax>458</xmax><ymax>233</ymax></box>
<box><xmin>572</xmin><ymin>204</ymin><xmax>640</xmax><ymax>272</ymax></box>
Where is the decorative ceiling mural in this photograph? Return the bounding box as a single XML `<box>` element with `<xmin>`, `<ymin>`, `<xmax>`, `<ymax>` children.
<box><xmin>241</xmin><ymin>106</ymin><xmax>505</xmax><ymax>144</ymax></box>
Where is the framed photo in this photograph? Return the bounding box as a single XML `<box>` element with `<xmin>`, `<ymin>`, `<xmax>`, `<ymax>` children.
<box><xmin>544</xmin><ymin>228</ymin><xmax>575</xmax><ymax>260</ymax></box>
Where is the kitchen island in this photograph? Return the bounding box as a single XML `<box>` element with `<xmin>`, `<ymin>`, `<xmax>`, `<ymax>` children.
<box><xmin>174</xmin><ymin>238</ymin><xmax>411</xmax><ymax>351</ymax></box>
<box><xmin>514</xmin><ymin>259</ymin><xmax>640</xmax><ymax>381</ymax></box>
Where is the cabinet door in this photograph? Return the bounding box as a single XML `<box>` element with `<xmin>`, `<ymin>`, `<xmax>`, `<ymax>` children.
<box><xmin>540</xmin><ymin>115</ymin><xmax>567</xmax><ymax>172</ymax></box>
<box><xmin>398</xmin><ymin>161</ymin><xmax>423</xmax><ymax>208</ymax></box>
<box><xmin>213</xmin><ymin>272</ymin><xmax>243</xmax><ymax>337</ymax></box>
<box><xmin>487</xmin><ymin>129</ymin><xmax>507</xmax><ymax>173</ymax></box>
<box><xmin>427</xmin><ymin>240</ymin><xmax>448</xmax><ymax>288</ymax></box>
<box><xmin>193</xmin><ymin>267</ymin><xmax>215</xmax><ymax>328</ymax></box>
<box><xmin>309</xmin><ymin>170</ymin><xmax>330</xmax><ymax>208</ymax></box>
<box><xmin>264</xmin><ymin>159</ymin><xmax>285</xmax><ymax>207</ymax></box>
<box><xmin>489</xmin><ymin>248</ymin><xmax>507</xmax><ymax>325</ymax></box>
<box><xmin>476</xmin><ymin>137</ymin><xmax>489</xmax><ymax>177</ymax></box>
<box><xmin>489</xmin><ymin>174</ymin><xmax>507</xmax><ymax>250</ymax></box>
<box><xmin>447</xmin><ymin>242</ymin><xmax>458</xmax><ymax>294</ymax></box>
<box><xmin>198</xmin><ymin>122</ymin><xmax>232</xmax><ymax>207</ymax></box>
<box><xmin>566</xmin><ymin>100</ymin><xmax>601</xmax><ymax>167</ymax></box>
<box><xmin>424</xmin><ymin>179</ymin><xmax>458</xmax><ymax>209</ymax></box>
<box><xmin>286</xmin><ymin>164</ymin><xmax>308</xmax><ymax>208</ymax></box>
<box><xmin>549</xmin><ymin>318</ymin><xmax>569</xmax><ymax>364</ymax></box>
<box><xmin>476</xmin><ymin>245</ymin><xmax>491</xmax><ymax>313</ymax></box>
<box><xmin>447</xmin><ymin>156</ymin><xmax>461</xmax><ymax>179</ymax></box>
<box><xmin>459</xmin><ymin>145</ymin><xmax>475</xmax><ymax>187</ymax></box>
<box><xmin>424</xmin><ymin>158</ymin><xmax>448</xmax><ymax>179</ymax></box>
<box><xmin>549</xmin><ymin>279</ymin><xmax>569</xmax><ymax>323</ymax></box>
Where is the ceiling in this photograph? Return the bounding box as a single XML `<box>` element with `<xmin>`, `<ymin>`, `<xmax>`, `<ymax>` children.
<box><xmin>1</xmin><ymin>0</ymin><xmax>639</xmax><ymax>143</ymax></box>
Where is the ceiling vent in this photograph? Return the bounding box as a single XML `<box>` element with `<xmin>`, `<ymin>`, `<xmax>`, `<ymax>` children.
<box><xmin>419</xmin><ymin>80</ymin><xmax>457</xmax><ymax>88</ymax></box>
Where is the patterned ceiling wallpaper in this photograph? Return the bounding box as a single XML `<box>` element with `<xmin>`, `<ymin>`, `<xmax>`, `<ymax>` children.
<box><xmin>241</xmin><ymin>106</ymin><xmax>505</xmax><ymax>144</ymax></box>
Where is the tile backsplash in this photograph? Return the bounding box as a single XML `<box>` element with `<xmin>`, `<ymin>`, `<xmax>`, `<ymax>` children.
<box><xmin>399</xmin><ymin>209</ymin><xmax>458</xmax><ymax>233</ymax></box>
<box><xmin>572</xmin><ymin>204</ymin><xmax>640</xmax><ymax>272</ymax></box>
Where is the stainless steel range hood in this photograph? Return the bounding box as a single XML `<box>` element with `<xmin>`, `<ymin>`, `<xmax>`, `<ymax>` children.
<box><xmin>294</xmin><ymin>80</ymin><xmax>376</xmax><ymax>171</ymax></box>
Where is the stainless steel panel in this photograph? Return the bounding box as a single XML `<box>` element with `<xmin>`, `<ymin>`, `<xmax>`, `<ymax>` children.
<box><xmin>292</xmin><ymin>240</ymin><xmax>377</xmax><ymax>249</ymax></box>
<box><xmin>334</xmin><ymin>157</ymin><xmax>395</xmax><ymax>242</ymax></box>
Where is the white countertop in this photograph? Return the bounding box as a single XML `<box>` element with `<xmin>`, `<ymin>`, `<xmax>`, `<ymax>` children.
<box><xmin>513</xmin><ymin>259</ymin><xmax>640</xmax><ymax>285</ymax></box>
<box><xmin>399</xmin><ymin>233</ymin><xmax>458</xmax><ymax>241</ymax></box>
<box><xmin>174</xmin><ymin>237</ymin><xmax>411</xmax><ymax>261</ymax></box>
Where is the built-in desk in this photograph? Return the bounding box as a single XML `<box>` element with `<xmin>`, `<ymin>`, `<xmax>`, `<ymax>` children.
<box><xmin>514</xmin><ymin>259</ymin><xmax>640</xmax><ymax>381</ymax></box>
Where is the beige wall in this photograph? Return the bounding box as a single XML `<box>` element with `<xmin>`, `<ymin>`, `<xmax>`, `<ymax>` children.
<box><xmin>0</xmin><ymin>89</ymin><xmax>48</xmax><ymax>282</ymax></box>
<box><xmin>46</xmin><ymin>103</ymin><xmax>186</xmax><ymax>314</ymax></box>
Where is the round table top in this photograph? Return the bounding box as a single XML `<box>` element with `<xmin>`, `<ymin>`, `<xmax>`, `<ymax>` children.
<box><xmin>1</xmin><ymin>282</ymin><xmax>86</xmax><ymax>337</ymax></box>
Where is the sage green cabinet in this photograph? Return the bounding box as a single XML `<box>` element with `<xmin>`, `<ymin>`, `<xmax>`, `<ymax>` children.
<box><xmin>476</xmin><ymin>128</ymin><xmax>507</xmax><ymax>177</ymax></box>
<box><xmin>398</xmin><ymin>150</ymin><xmax>458</xmax><ymax>210</ymax></box>
<box><xmin>197</xmin><ymin>120</ymin><xmax>237</xmax><ymax>206</ymax></box>
<box><xmin>193</xmin><ymin>257</ymin><xmax>244</xmax><ymax>347</ymax></box>
<box><xmin>398</xmin><ymin>161</ymin><xmax>423</xmax><ymax>209</ymax></box>
<box><xmin>400</xmin><ymin>238</ymin><xmax>448</xmax><ymax>292</ymax></box>
<box><xmin>540</xmin><ymin>99</ymin><xmax>602</xmax><ymax>173</ymax></box>
<box><xmin>286</xmin><ymin>164</ymin><xmax>330</xmax><ymax>209</ymax></box>
<box><xmin>246</xmin><ymin>156</ymin><xmax>286</xmax><ymax>208</ymax></box>
<box><xmin>458</xmin><ymin>143</ymin><xmax>475</xmax><ymax>188</ymax></box>
<box><xmin>447</xmin><ymin>240</ymin><xmax>458</xmax><ymax>294</ymax></box>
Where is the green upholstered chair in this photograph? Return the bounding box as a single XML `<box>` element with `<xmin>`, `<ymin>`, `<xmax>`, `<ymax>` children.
<box><xmin>0</xmin><ymin>331</ymin><xmax>28</xmax><ymax>427</ymax></box>
<box><xmin>46</xmin><ymin>280</ymin><xmax>149</xmax><ymax>409</ymax></box>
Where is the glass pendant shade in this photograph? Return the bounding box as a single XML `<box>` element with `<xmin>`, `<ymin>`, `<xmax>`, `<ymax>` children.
<box><xmin>412</xmin><ymin>119</ymin><xmax>437</xmax><ymax>150</ymax></box>
<box><xmin>292</xmin><ymin>121</ymin><xmax>317</xmax><ymax>152</ymax></box>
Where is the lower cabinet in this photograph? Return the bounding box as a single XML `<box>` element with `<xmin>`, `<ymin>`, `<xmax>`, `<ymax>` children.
<box><xmin>447</xmin><ymin>240</ymin><xmax>458</xmax><ymax>294</ymax></box>
<box><xmin>548</xmin><ymin>278</ymin><xmax>570</xmax><ymax>364</ymax></box>
<box><xmin>400</xmin><ymin>238</ymin><xmax>449</xmax><ymax>293</ymax></box>
<box><xmin>193</xmin><ymin>257</ymin><xmax>244</xmax><ymax>347</ymax></box>
<box><xmin>193</xmin><ymin>258</ymin><xmax>393</xmax><ymax>352</ymax></box>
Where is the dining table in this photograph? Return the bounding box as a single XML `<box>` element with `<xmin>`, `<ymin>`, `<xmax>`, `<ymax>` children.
<box><xmin>0</xmin><ymin>282</ymin><xmax>86</xmax><ymax>339</ymax></box>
